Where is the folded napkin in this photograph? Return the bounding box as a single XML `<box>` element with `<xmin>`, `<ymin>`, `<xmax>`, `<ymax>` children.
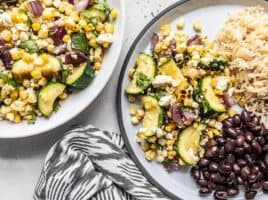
<box><xmin>34</xmin><ymin>125</ymin><xmax>170</xmax><ymax>200</ymax></box>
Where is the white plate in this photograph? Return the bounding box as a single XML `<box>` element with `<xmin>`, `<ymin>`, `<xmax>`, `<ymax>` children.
<box><xmin>117</xmin><ymin>0</ymin><xmax>267</xmax><ymax>199</ymax></box>
<box><xmin>1</xmin><ymin>0</ymin><xmax>125</xmax><ymax>138</ymax></box>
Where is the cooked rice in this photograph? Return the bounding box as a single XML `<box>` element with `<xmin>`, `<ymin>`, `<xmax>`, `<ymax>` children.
<box><xmin>217</xmin><ymin>6</ymin><xmax>268</xmax><ymax>126</ymax></box>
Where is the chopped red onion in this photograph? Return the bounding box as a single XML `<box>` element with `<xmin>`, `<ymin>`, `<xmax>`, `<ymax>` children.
<box><xmin>27</xmin><ymin>0</ymin><xmax>44</xmax><ymax>17</ymax></box>
<box><xmin>165</xmin><ymin>159</ymin><xmax>180</xmax><ymax>172</ymax></box>
<box><xmin>68</xmin><ymin>0</ymin><xmax>74</xmax><ymax>4</ymax></box>
<box><xmin>169</xmin><ymin>38</ymin><xmax>176</xmax><ymax>50</ymax></box>
<box><xmin>50</xmin><ymin>26</ymin><xmax>67</xmax><ymax>46</ymax></box>
<box><xmin>223</xmin><ymin>93</ymin><xmax>235</xmax><ymax>107</ymax></box>
<box><xmin>0</xmin><ymin>48</ymin><xmax>12</xmax><ymax>69</ymax></box>
<box><xmin>151</xmin><ymin>33</ymin><xmax>159</xmax><ymax>50</ymax></box>
<box><xmin>187</xmin><ymin>35</ymin><xmax>202</xmax><ymax>46</ymax></box>
<box><xmin>64</xmin><ymin>52</ymin><xmax>88</xmax><ymax>65</ymax></box>
<box><xmin>53</xmin><ymin>44</ymin><xmax>67</xmax><ymax>55</ymax></box>
<box><xmin>171</xmin><ymin>104</ymin><xmax>196</xmax><ymax>126</ymax></box>
<box><xmin>73</xmin><ymin>0</ymin><xmax>91</xmax><ymax>11</ymax></box>
<box><xmin>0</xmin><ymin>38</ymin><xmax>5</xmax><ymax>47</ymax></box>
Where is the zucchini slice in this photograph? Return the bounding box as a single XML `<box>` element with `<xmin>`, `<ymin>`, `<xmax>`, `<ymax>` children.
<box><xmin>80</xmin><ymin>8</ymin><xmax>106</xmax><ymax>22</ymax></box>
<box><xmin>200</xmin><ymin>76</ymin><xmax>226</xmax><ymax>113</ymax></box>
<box><xmin>38</xmin><ymin>83</ymin><xmax>66</xmax><ymax>117</ymax></box>
<box><xmin>125</xmin><ymin>53</ymin><xmax>156</xmax><ymax>95</ymax></box>
<box><xmin>66</xmin><ymin>62</ymin><xmax>95</xmax><ymax>89</ymax></box>
<box><xmin>41</xmin><ymin>54</ymin><xmax>61</xmax><ymax>77</ymax></box>
<box><xmin>177</xmin><ymin>123</ymin><xmax>206</xmax><ymax>165</ymax></box>
<box><xmin>141</xmin><ymin>96</ymin><xmax>163</xmax><ymax>128</ymax></box>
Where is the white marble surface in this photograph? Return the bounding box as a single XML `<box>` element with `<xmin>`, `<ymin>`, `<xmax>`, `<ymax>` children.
<box><xmin>0</xmin><ymin>1</ymin><xmax>176</xmax><ymax>199</ymax></box>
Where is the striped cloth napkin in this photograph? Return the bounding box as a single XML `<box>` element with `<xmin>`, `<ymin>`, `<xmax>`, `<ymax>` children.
<box><xmin>34</xmin><ymin>125</ymin><xmax>170</xmax><ymax>200</ymax></box>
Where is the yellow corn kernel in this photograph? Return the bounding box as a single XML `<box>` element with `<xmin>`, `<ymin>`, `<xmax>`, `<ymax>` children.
<box><xmin>85</xmin><ymin>24</ymin><xmax>94</xmax><ymax>32</ymax></box>
<box><xmin>43</xmin><ymin>10</ymin><xmax>54</xmax><ymax>20</ymax></box>
<box><xmin>129</xmin><ymin>107</ymin><xmax>137</xmax><ymax>116</ymax></box>
<box><xmin>96</xmin><ymin>23</ymin><xmax>105</xmax><ymax>32</ymax></box>
<box><xmin>19</xmin><ymin>90</ymin><xmax>28</xmax><ymax>100</ymax></box>
<box><xmin>128</xmin><ymin>95</ymin><xmax>136</xmax><ymax>103</ymax></box>
<box><xmin>10</xmin><ymin>90</ymin><xmax>18</xmax><ymax>100</ymax></box>
<box><xmin>22</xmin><ymin>53</ymin><xmax>33</xmax><ymax>63</ymax></box>
<box><xmin>18</xmin><ymin>49</ymin><xmax>25</xmax><ymax>57</ymax></box>
<box><xmin>79</xmin><ymin>19</ymin><xmax>87</xmax><ymax>29</ymax></box>
<box><xmin>160</xmin><ymin>24</ymin><xmax>171</xmax><ymax>36</ymax></box>
<box><xmin>104</xmin><ymin>23</ymin><xmax>114</xmax><ymax>33</ymax></box>
<box><xmin>6</xmin><ymin>112</ymin><xmax>15</xmax><ymax>122</ymax></box>
<box><xmin>159</xmin><ymin>57</ymin><xmax>168</xmax><ymax>64</ymax></box>
<box><xmin>214</xmin><ymin>89</ymin><xmax>223</xmax><ymax>96</ymax></box>
<box><xmin>167</xmin><ymin>140</ymin><xmax>174</xmax><ymax>146</ymax></box>
<box><xmin>31</xmin><ymin>70</ymin><xmax>42</xmax><ymax>79</ymax></box>
<box><xmin>207</xmin><ymin>130</ymin><xmax>214</xmax><ymax>138</ymax></box>
<box><xmin>32</xmin><ymin>23</ymin><xmax>41</xmax><ymax>32</ymax></box>
<box><xmin>47</xmin><ymin>44</ymin><xmax>55</xmax><ymax>52</ymax></box>
<box><xmin>40</xmin><ymin>54</ymin><xmax>49</xmax><ymax>63</ymax></box>
<box><xmin>211</xmin><ymin>78</ymin><xmax>217</xmax><ymax>87</ymax></box>
<box><xmin>141</xmin><ymin>142</ymin><xmax>150</xmax><ymax>151</ymax></box>
<box><xmin>1</xmin><ymin>30</ymin><xmax>12</xmax><ymax>42</ymax></box>
<box><xmin>102</xmin><ymin>42</ymin><xmax>109</xmax><ymax>48</ymax></box>
<box><xmin>218</xmin><ymin>113</ymin><xmax>228</xmax><ymax>121</ymax></box>
<box><xmin>154</xmin><ymin>43</ymin><xmax>161</xmax><ymax>53</ymax></box>
<box><xmin>238</xmin><ymin>98</ymin><xmax>246</xmax><ymax>106</ymax></box>
<box><xmin>43</xmin><ymin>0</ymin><xmax>52</xmax><ymax>6</ymax></box>
<box><xmin>71</xmin><ymin>12</ymin><xmax>80</xmax><ymax>22</ymax></box>
<box><xmin>89</xmin><ymin>39</ymin><xmax>97</xmax><ymax>48</ymax></box>
<box><xmin>176</xmin><ymin>18</ymin><xmax>185</xmax><ymax>29</ymax></box>
<box><xmin>10</xmin><ymin>49</ymin><xmax>20</xmax><ymax>60</ymax></box>
<box><xmin>94</xmin><ymin>62</ymin><xmax>101</xmax><ymax>70</ymax></box>
<box><xmin>228</xmin><ymin>108</ymin><xmax>237</xmax><ymax>117</ymax></box>
<box><xmin>110</xmin><ymin>9</ymin><xmax>118</xmax><ymax>20</ymax></box>
<box><xmin>38</xmin><ymin>77</ymin><xmax>47</xmax><ymax>86</ymax></box>
<box><xmin>11</xmin><ymin>13</ymin><xmax>19</xmax><ymax>23</ymax></box>
<box><xmin>14</xmin><ymin>114</ymin><xmax>21</xmax><ymax>123</ymax></box>
<box><xmin>59</xmin><ymin>92</ymin><xmax>67</xmax><ymax>100</ymax></box>
<box><xmin>38</xmin><ymin>28</ymin><xmax>48</xmax><ymax>38</ymax></box>
<box><xmin>145</xmin><ymin>150</ymin><xmax>156</xmax><ymax>160</ymax></box>
<box><xmin>63</xmin><ymin>34</ymin><xmax>71</xmax><ymax>43</ymax></box>
<box><xmin>193</xmin><ymin>21</ymin><xmax>202</xmax><ymax>32</ymax></box>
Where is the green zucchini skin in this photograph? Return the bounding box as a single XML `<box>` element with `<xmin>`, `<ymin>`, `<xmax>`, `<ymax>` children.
<box><xmin>80</xmin><ymin>8</ymin><xmax>106</xmax><ymax>22</ymax></box>
<box><xmin>67</xmin><ymin>62</ymin><xmax>95</xmax><ymax>89</ymax></box>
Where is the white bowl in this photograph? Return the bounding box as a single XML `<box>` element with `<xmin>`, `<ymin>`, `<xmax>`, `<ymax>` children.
<box><xmin>1</xmin><ymin>0</ymin><xmax>125</xmax><ymax>138</ymax></box>
<box><xmin>117</xmin><ymin>0</ymin><xmax>267</xmax><ymax>199</ymax></box>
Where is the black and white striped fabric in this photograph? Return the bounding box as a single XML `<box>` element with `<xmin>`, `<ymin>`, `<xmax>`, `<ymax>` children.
<box><xmin>34</xmin><ymin>125</ymin><xmax>169</xmax><ymax>200</ymax></box>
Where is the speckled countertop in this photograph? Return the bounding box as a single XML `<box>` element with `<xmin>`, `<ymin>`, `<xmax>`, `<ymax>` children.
<box><xmin>0</xmin><ymin>0</ymin><xmax>177</xmax><ymax>199</ymax></box>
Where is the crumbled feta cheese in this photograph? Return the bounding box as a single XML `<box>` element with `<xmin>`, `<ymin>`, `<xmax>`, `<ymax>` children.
<box><xmin>214</xmin><ymin>122</ymin><xmax>223</xmax><ymax>130</ymax></box>
<box><xmin>201</xmin><ymin>55</ymin><xmax>213</xmax><ymax>65</ymax></box>
<box><xmin>53</xmin><ymin>0</ymin><xmax>61</xmax><ymax>7</ymax></box>
<box><xmin>15</xmin><ymin>23</ymin><xmax>29</xmax><ymax>31</ymax></box>
<box><xmin>216</xmin><ymin>76</ymin><xmax>228</xmax><ymax>91</ymax></box>
<box><xmin>36</xmin><ymin>40</ymin><xmax>48</xmax><ymax>48</ymax></box>
<box><xmin>96</xmin><ymin>33</ymin><xmax>113</xmax><ymax>44</ymax></box>
<box><xmin>159</xmin><ymin>95</ymin><xmax>173</xmax><ymax>107</ymax></box>
<box><xmin>0</xmin><ymin>12</ymin><xmax>11</xmax><ymax>26</ymax></box>
<box><xmin>175</xmin><ymin>53</ymin><xmax>183</xmax><ymax>61</ymax></box>
<box><xmin>166</xmin><ymin>133</ymin><xmax>173</xmax><ymax>140</ymax></box>
<box><xmin>152</xmin><ymin>75</ymin><xmax>174</xmax><ymax>87</ymax></box>
<box><xmin>19</xmin><ymin>32</ymin><xmax>29</xmax><ymax>41</ymax></box>
<box><xmin>155</xmin><ymin>128</ymin><xmax>164</xmax><ymax>138</ymax></box>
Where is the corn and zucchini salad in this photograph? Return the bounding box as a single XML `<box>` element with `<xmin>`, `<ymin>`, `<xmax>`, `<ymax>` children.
<box><xmin>0</xmin><ymin>0</ymin><xmax>117</xmax><ymax>123</ymax></box>
<box><xmin>125</xmin><ymin>20</ymin><xmax>237</xmax><ymax>169</ymax></box>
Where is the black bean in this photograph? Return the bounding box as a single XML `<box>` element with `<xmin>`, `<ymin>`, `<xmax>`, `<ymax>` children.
<box><xmin>233</xmin><ymin>163</ymin><xmax>241</xmax><ymax>174</ymax></box>
<box><xmin>227</xmin><ymin>188</ymin><xmax>239</xmax><ymax>196</ymax></box>
<box><xmin>234</xmin><ymin>147</ymin><xmax>244</xmax><ymax>156</ymax></box>
<box><xmin>208</xmin><ymin>181</ymin><xmax>216</xmax><ymax>190</ymax></box>
<box><xmin>210</xmin><ymin>173</ymin><xmax>221</xmax><ymax>183</ymax></box>
<box><xmin>237</xmin><ymin>159</ymin><xmax>247</xmax><ymax>167</ymax></box>
<box><xmin>233</xmin><ymin>114</ymin><xmax>241</xmax><ymax>127</ymax></box>
<box><xmin>251</xmin><ymin>182</ymin><xmax>261</xmax><ymax>190</ymax></box>
<box><xmin>262</xmin><ymin>181</ymin><xmax>268</xmax><ymax>192</ymax></box>
<box><xmin>198</xmin><ymin>179</ymin><xmax>208</xmax><ymax>187</ymax></box>
<box><xmin>226</xmin><ymin>127</ymin><xmax>237</xmax><ymax>139</ymax></box>
<box><xmin>218</xmin><ymin>147</ymin><xmax>225</xmax><ymax>158</ymax></box>
<box><xmin>237</xmin><ymin>176</ymin><xmax>244</xmax><ymax>185</ymax></box>
<box><xmin>205</xmin><ymin>146</ymin><xmax>218</xmax><ymax>158</ymax></box>
<box><xmin>263</xmin><ymin>144</ymin><xmax>268</xmax><ymax>153</ymax></box>
<box><xmin>235</xmin><ymin>135</ymin><xmax>245</xmax><ymax>147</ymax></box>
<box><xmin>216</xmin><ymin>137</ymin><xmax>225</xmax><ymax>146</ymax></box>
<box><xmin>256</xmin><ymin>171</ymin><xmax>263</xmax><ymax>182</ymax></box>
<box><xmin>264</xmin><ymin>153</ymin><xmax>268</xmax><ymax>166</ymax></box>
<box><xmin>245</xmin><ymin>190</ymin><xmax>257</xmax><ymax>199</ymax></box>
<box><xmin>245</xmin><ymin>131</ymin><xmax>254</xmax><ymax>142</ymax></box>
<box><xmin>203</xmin><ymin>171</ymin><xmax>211</xmax><ymax>180</ymax></box>
<box><xmin>226</xmin><ymin>172</ymin><xmax>236</xmax><ymax>185</ymax></box>
<box><xmin>241</xmin><ymin>110</ymin><xmax>251</xmax><ymax>123</ymax></box>
<box><xmin>198</xmin><ymin>158</ymin><xmax>209</xmax><ymax>167</ymax></box>
<box><xmin>235</xmin><ymin>129</ymin><xmax>244</xmax><ymax>136</ymax></box>
<box><xmin>241</xmin><ymin>166</ymin><xmax>251</xmax><ymax>178</ymax></box>
<box><xmin>223</xmin><ymin>119</ymin><xmax>233</xmax><ymax>129</ymax></box>
<box><xmin>251</xmin><ymin>166</ymin><xmax>260</xmax><ymax>174</ymax></box>
<box><xmin>244</xmin><ymin>143</ymin><xmax>252</xmax><ymax>153</ymax></box>
<box><xmin>257</xmin><ymin>136</ymin><xmax>265</xmax><ymax>145</ymax></box>
<box><xmin>224</xmin><ymin>141</ymin><xmax>235</xmax><ymax>153</ymax></box>
<box><xmin>251</xmin><ymin>116</ymin><xmax>260</xmax><ymax>125</ymax></box>
<box><xmin>209</xmin><ymin>162</ymin><xmax>219</xmax><ymax>172</ymax></box>
<box><xmin>191</xmin><ymin>167</ymin><xmax>201</xmax><ymax>179</ymax></box>
<box><xmin>199</xmin><ymin>187</ymin><xmax>211</xmax><ymax>196</ymax></box>
<box><xmin>206</xmin><ymin>139</ymin><xmax>217</xmax><ymax>148</ymax></box>
<box><xmin>245</xmin><ymin>154</ymin><xmax>254</xmax><ymax>166</ymax></box>
<box><xmin>225</xmin><ymin>154</ymin><xmax>235</xmax><ymax>164</ymax></box>
<box><xmin>214</xmin><ymin>190</ymin><xmax>227</xmax><ymax>200</ymax></box>
<box><xmin>250</xmin><ymin>125</ymin><xmax>262</xmax><ymax>134</ymax></box>
<box><xmin>248</xmin><ymin>174</ymin><xmax>257</xmax><ymax>183</ymax></box>
<box><xmin>252</xmin><ymin>140</ymin><xmax>262</xmax><ymax>154</ymax></box>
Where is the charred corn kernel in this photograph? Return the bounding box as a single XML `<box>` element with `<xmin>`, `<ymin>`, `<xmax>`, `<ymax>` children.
<box><xmin>32</xmin><ymin>23</ymin><xmax>41</xmax><ymax>31</ymax></box>
<box><xmin>145</xmin><ymin>150</ymin><xmax>156</xmax><ymax>160</ymax></box>
<box><xmin>1</xmin><ymin>30</ymin><xmax>12</xmax><ymax>42</ymax></box>
<box><xmin>104</xmin><ymin>23</ymin><xmax>114</xmax><ymax>33</ymax></box>
<box><xmin>10</xmin><ymin>91</ymin><xmax>18</xmax><ymax>100</ymax></box>
<box><xmin>128</xmin><ymin>95</ymin><xmax>136</xmax><ymax>103</ymax></box>
<box><xmin>193</xmin><ymin>21</ymin><xmax>202</xmax><ymax>32</ymax></box>
<box><xmin>148</xmin><ymin>136</ymin><xmax>157</xmax><ymax>143</ymax></box>
<box><xmin>6</xmin><ymin>112</ymin><xmax>15</xmax><ymax>121</ymax></box>
<box><xmin>22</xmin><ymin>53</ymin><xmax>33</xmax><ymax>63</ymax></box>
<box><xmin>141</xmin><ymin>142</ymin><xmax>150</xmax><ymax>151</ymax></box>
<box><xmin>176</xmin><ymin>18</ymin><xmax>185</xmax><ymax>29</ymax></box>
<box><xmin>213</xmin><ymin>129</ymin><xmax>220</xmax><ymax>136</ymax></box>
<box><xmin>128</xmin><ymin>68</ymin><xmax>135</xmax><ymax>78</ymax></box>
<box><xmin>228</xmin><ymin>108</ymin><xmax>237</xmax><ymax>117</ymax></box>
<box><xmin>218</xmin><ymin>113</ymin><xmax>228</xmax><ymax>121</ymax></box>
<box><xmin>129</xmin><ymin>107</ymin><xmax>137</xmax><ymax>115</ymax></box>
<box><xmin>159</xmin><ymin>57</ymin><xmax>168</xmax><ymax>64</ymax></box>
<box><xmin>111</xmin><ymin>9</ymin><xmax>118</xmax><ymax>20</ymax></box>
<box><xmin>31</xmin><ymin>70</ymin><xmax>42</xmax><ymax>79</ymax></box>
<box><xmin>63</xmin><ymin>34</ymin><xmax>71</xmax><ymax>43</ymax></box>
<box><xmin>160</xmin><ymin>24</ymin><xmax>171</xmax><ymax>36</ymax></box>
<box><xmin>238</xmin><ymin>98</ymin><xmax>246</xmax><ymax>106</ymax></box>
<box><xmin>214</xmin><ymin>89</ymin><xmax>223</xmax><ymax>96</ymax></box>
<box><xmin>207</xmin><ymin>130</ymin><xmax>214</xmax><ymax>138</ymax></box>
<box><xmin>165</xmin><ymin>123</ymin><xmax>176</xmax><ymax>132</ymax></box>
